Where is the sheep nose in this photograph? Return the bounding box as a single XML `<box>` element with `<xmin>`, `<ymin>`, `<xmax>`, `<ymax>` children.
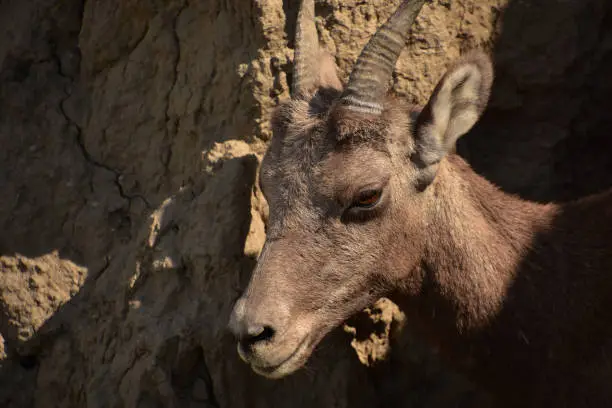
<box><xmin>239</xmin><ymin>325</ymin><xmax>276</xmax><ymax>346</ymax></box>
<box><xmin>228</xmin><ymin>298</ymin><xmax>277</xmax><ymax>347</ymax></box>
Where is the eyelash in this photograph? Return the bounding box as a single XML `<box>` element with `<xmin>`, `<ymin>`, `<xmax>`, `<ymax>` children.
<box><xmin>341</xmin><ymin>189</ymin><xmax>385</xmax><ymax>223</ymax></box>
<box><xmin>353</xmin><ymin>190</ymin><xmax>382</xmax><ymax>208</ymax></box>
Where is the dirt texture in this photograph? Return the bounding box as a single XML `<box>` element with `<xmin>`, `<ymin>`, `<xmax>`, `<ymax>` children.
<box><xmin>1</xmin><ymin>0</ymin><xmax>611</xmax><ymax>407</ymax></box>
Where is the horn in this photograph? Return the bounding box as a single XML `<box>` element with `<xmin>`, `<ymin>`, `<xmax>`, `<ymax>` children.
<box><xmin>292</xmin><ymin>0</ymin><xmax>319</xmax><ymax>97</ymax></box>
<box><xmin>340</xmin><ymin>0</ymin><xmax>427</xmax><ymax>114</ymax></box>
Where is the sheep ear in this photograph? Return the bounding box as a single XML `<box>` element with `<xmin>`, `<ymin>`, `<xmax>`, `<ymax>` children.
<box><xmin>316</xmin><ymin>51</ymin><xmax>342</xmax><ymax>92</ymax></box>
<box><xmin>292</xmin><ymin>0</ymin><xmax>342</xmax><ymax>97</ymax></box>
<box><xmin>412</xmin><ymin>52</ymin><xmax>493</xmax><ymax>185</ymax></box>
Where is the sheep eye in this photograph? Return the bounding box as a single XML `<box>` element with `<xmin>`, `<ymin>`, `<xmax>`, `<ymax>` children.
<box><xmin>353</xmin><ymin>189</ymin><xmax>382</xmax><ymax>209</ymax></box>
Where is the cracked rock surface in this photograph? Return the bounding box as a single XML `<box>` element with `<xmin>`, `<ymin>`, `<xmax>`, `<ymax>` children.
<box><xmin>1</xmin><ymin>0</ymin><xmax>611</xmax><ymax>407</ymax></box>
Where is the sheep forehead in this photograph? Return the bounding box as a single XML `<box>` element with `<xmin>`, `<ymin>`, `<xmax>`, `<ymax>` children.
<box><xmin>261</xmin><ymin>97</ymin><xmax>414</xmax><ymax>226</ymax></box>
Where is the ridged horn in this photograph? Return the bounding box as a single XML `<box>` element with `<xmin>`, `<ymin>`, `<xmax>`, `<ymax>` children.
<box><xmin>340</xmin><ymin>0</ymin><xmax>427</xmax><ymax>114</ymax></box>
<box><xmin>292</xmin><ymin>0</ymin><xmax>319</xmax><ymax>97</ymax></box>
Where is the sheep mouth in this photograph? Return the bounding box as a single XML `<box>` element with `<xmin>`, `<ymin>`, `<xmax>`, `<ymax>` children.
<box><xmin>241</xmin><ymin>335</ymin><xmax>314</xmax><ymax>379</ymax></box>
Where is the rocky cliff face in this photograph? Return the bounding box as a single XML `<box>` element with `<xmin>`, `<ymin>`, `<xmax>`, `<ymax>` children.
<box><xmin>1</xmin><ymin>0</ymin><xmax>611</xmax><ymax>407</ymax></box>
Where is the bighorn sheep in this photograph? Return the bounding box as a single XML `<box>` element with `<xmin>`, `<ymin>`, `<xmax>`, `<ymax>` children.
<box><xmin>228</xmin><ymin>0</ymin><xmax>612</xmax><ymax>406</ymax></box>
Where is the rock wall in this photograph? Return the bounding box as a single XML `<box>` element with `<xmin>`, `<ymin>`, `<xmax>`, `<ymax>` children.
<box><xmin>1</xmin><ymin>0</ymin><xmax>611</xmax><ymax>407</ymax></box>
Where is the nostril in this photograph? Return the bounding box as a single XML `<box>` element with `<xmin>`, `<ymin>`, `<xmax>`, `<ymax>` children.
<box><xmin>244</xmin><ymin>325</ymin><xmax>275</xmax><ymax>345</ymax></box>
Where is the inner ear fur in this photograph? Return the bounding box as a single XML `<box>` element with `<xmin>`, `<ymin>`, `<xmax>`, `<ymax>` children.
<box><xmin>413</xmin><ymin>51</ymin><xmax>493</xmax><ymax>175</ymax></box>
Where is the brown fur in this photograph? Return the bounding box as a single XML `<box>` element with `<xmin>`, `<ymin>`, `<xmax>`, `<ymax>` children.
<box><xmin>395</xmin><ymin>155</ymin><xmax>612</xmax><ymax>406</ymax></box>
<box><xmin>228</xmin><ymin>39</ymin><xmax>612</xmax><ymax>408</ymax></box>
